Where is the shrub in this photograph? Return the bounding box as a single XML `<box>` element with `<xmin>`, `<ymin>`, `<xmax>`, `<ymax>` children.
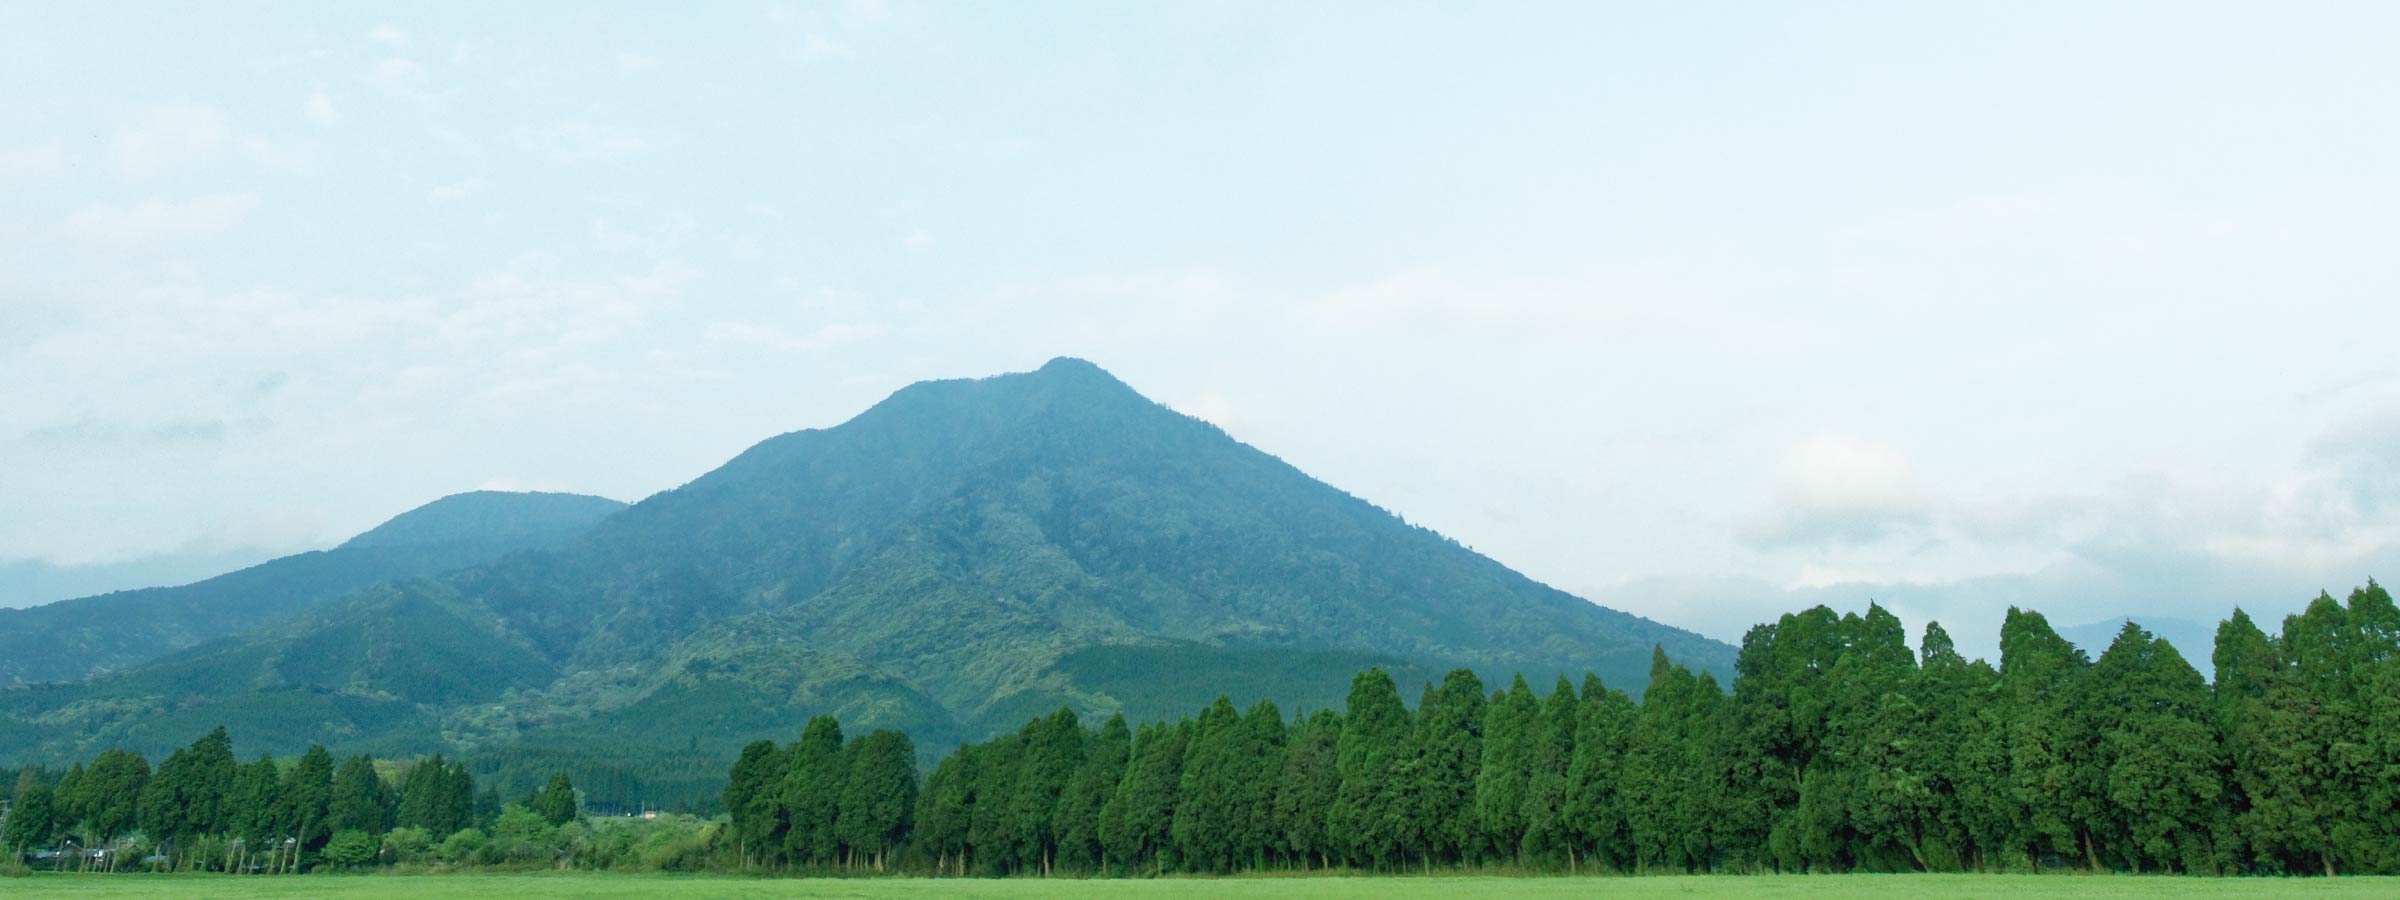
<box><xmin>321</xmin><ymin>830</ymin><xmax>378</xmax><ymax>870</ymax></box>
<box><xmin>437</xmin><ymin>828</ymin><xmax>488</xmax><ymax>865</ymax></box>
<box><xmin>383</xmin><ymin>826</ymin><xmax>432</xmax><ymax>864</ymax></box>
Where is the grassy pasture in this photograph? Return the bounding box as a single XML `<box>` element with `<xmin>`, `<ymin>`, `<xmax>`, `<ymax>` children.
<box><xmin>9</xmin><ymin>873</ymin><xmax>2400</xmax><ymax>899</ymax></box>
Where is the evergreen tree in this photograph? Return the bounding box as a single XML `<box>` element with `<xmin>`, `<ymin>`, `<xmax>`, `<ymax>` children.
<box><xmin>2332</xmin><ymin>582</ymin><xmax>2400</xmax><ymax>871</ymax></box>
<box><xmin>1998</xmin><ymin>608</ymin><xmax>2101</xmax><ymax>870</ymax></box>
<box><xmin>225</xmin><ymin>756</ymin><xmax>282</xmax><ymax>853</ymax></box>
<box><xmin>52</xmin><ymin>762</ymin><xmax>87</xmax><ymax>847</ymax></box>
<box><xmin>531</xmin><ymin>772</ymin><xmax>579</xmax><ymax>826</ymax></box>
<box><xmin>1271</xmin><ymin>708</ymin><xmax>1343</xmax><ymax>869</ymax></box>
<box><xmin>2353</xmin><ymin>581</ymin><xmax>2400</xmax><ymax>873</ymax></box>
<box><xmin>1004</xmin><ymin>707</ymin><xmax>1085</xmax><ymax>875</ymax></box>
<box><xmin>1626</xmin><ymin>648</ymin><xmax>1716</xmax><ymax>872</ymax></box>
<box><xmin>724</xmin><ymin>740</ymin><xmax>788</xmax><ymax>868</ymax></box>
<box><xmin>5</xmin><ymin>773</ymin><xmax>54</xmax><ymax>851</ymax></box>
<box><xmin>396</xmin><ymin>755</ymin><xmax>471</xmax><ymax>838</ymax></box>
<box><xmin>1054</xmin><ymin>714</ymin><xmax>1129</xmax><ymax>873</ymax></box>
<box><xmin>1171</xmin><ymin>696</ymin><xmax>1245</xmax><ymax>872</ymax></box>
<box><xmin>1173</xmin><ymin>697</ymin><xmax>1286</xmax><ymax>872</ymax></box>
<box><xmin>137</xmin><ymin>745</ymin><xmax>192</xmax><ymax>850</ymax></box>
<box><xmin>138</xmin><ymin>726</ymin><xmax>238</xmax><ymax>854</ymax></box>
<box><xmin>780</xmin><ymin>715</ymin><xmax>848</xmax><ymax>866</ymax></box>
<box><xmin>1905</xmin><ymin>622</ymin><xmax>1982</xmax><ymax>871</ymax></box>
<box><xmin>914</xmin><ymin>743</ymin><xmax>980</xmax><ymax>876</ymax></box>
<box><xmin>1476</xmin><ymin>673</ymin><xmax>1538</xmax><ymax>864</ymax></box>
<box><xmin>1520</xmin><ymin>675</ymin><xmax>1579</xmax><ymax>867</ymax></box>
<box><xmin>1563</xmin><ymin>673</ymin><xmax>1637</xmax><ymax>872</ymax></box>
<box><xmin>1723</xmin><ymin>609</ymin><xmax>1836</xmax><ymax>872</ymax></box>
<box><xmin>837</xmin><ymin>729</ymin><xmax>918</xmax><ymax>871</ymax></box>
<box><xmin>1328</xmin><ymin>666</ymin><xmax>1415</xmax><ymax>869</ymax></box>
<box><xmin>1414</xmin><ymin>669</ymin><xmax>1485</xmax><ymax>865</ymax></box>
<box><xmin>278</xmin><ymin>745</ymin><xmax>335</xmax><ymax>855</ymax></box>
<box><xmin>327</xmin><ymin>754</ymin><xmax>390</xmax><ymax>836</ymax></box>
<box><xmin>81</xmin><ymin>748</ymin><xmax>150</xmax><ymax>844</ymax></box>
<box><xmin>2091</xmin><ymin>622</ymin><xmax>2221</xmax><ymax>872</ymax></box>
<box><xmin>968</xmin><ymin>732</ymin><xmax>1025</xmax><ymax>876</ymax></box>
<box><xmin>1832</xmin><ymin>605</ymin><xmax>1921</xmax><ymax>872</ymax></box>
<box><xmin>1101</xmin><ymin>720</ymin><xmax>1185</xmax><ymax>874</ymax></box>
<box><xmin>1675</xmin><ymin>670</ymin><xmax>1729</xmax><ymax>870</ymax></box>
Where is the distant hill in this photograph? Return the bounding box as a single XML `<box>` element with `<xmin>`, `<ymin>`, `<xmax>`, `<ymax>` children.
<box><xmin>0</xmin><ymin>548</ymin><xmax>280</xmax><ymax>610</ymax></box>
<box><xmin>0</xmin><ymin>491</ymin><xmax>625</xmax><ymax>686</ymax></box>
<box><xmin>339</xmin><ymin>490</ymin><xmax>629</xmax><ymax>552</ymax></box>
<box><xmin>2060</xmin><ymin>614</ymin><xmax>2221</xmax><ymax>669</ymax></box>
<box><xmin>0</xmin><ymin>359</ymin><xmax>1733</xmax><ymax>805</ymax></box>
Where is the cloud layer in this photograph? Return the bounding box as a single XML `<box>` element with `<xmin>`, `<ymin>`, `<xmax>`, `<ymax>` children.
<box><xmin>2</xmin><ymin>4</ymin><xmax>2396</xmax><ymax>640</ymax></box>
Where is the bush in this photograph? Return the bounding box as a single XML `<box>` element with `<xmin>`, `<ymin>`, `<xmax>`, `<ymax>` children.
<box><xmin>383</xmin><ymin>826</ymin><xmax>432</xmax><ymax>864</ymax></box>
<box><xmin>321</xmin><ymin>830</ymin><xmax>378</xmax><ymax>870</ymax></box>
<box><xmin>437</xmin><ymin>827</ymin><xmax>488</xmax><ymax>864</ymax></box>
<box><xmin>1</xmin><ymin>856</ymin><xmax>31</xmax><ymax>878</ymax></box>
<box><xmin>486</xmin><ymin>804</ymin><xmax>559</xmax><ymax>864</ymax></box>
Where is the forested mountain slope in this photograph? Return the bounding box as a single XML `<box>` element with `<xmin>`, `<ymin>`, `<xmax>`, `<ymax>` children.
<box><xmin>0</xmin><ymin>491</ymin><xmax>625</xmax><ymax>686</ymax></box>
<box><xmin>0</xmin><ymin>359</ymin><xmax>1731</xmax><ymax>805</ymax></box>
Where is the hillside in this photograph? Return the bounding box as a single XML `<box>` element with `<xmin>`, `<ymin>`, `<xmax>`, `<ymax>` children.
<box><xmin>0</xmin><ymin>359</ymin><xmax>1733</xmax><ymax>804</ymax></box>
<box><xmin>0</xmin><ymin>491</ymin><xmax>625</xmax><ymax>686</ymax></box>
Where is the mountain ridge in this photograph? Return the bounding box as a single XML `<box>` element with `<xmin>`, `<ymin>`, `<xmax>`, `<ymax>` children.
<box><xmin>0</xmin><ymin>359</ymin><xmax>1733</xmax><ymax>806</ymax></box>
<box><xmin>0</xmin><ymin>490</ymin><xmax>626</xmax><ymax>687</ymax></box>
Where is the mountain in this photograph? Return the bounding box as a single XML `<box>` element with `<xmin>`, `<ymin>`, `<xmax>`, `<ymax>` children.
<box><xmin>2060</xmin><ymin>614</ymin><xmax>2220</xmax><ymax>670</ymax></box>
<box><xmin>0</xmin><ymin>359</ymin><xmax>1733</xmax><ymax>806</ymax></box>
<box><xmin>0</xmin><ymin>491</ymin><xmax>626</xmax><ymax>686</ymax></box>
<box><xmin>0</xmin><ymin>548</ymin><xmax>281</xmax><ymax>610</ymax></box>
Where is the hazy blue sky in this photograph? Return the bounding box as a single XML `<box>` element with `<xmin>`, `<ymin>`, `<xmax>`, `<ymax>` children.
<box><xmin>6</xmin><ymin>2</ymin><xmax>2396</xmax><ymax>658</ymax></box>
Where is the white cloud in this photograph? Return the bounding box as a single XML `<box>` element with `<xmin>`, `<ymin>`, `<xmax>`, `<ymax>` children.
<box><xmin>520</xmin><ymin>122</ymin><xmax>651</xmax><ymax>163</ymax></box>
<box><xmin>843</xmin><ymin>0</ymin><xmax>891</xmax><ymax>25</ymax></box>
<box><xmin>799</xmin><ymin>34</ymin><xmax>854</xmax><ymax>60</ymax></box>
<box><xmin>429</xmin><ymin>176</ymin><xmax>484</xmax><ymax>202</ymax></box>
<box><xmin>64</xmin><ymin>194</ymin><xmax>258</xmax><ymax>240</ymax></box>
<box><xmin>370</xmin><ymin>23</ymin><xmax>410</xmax><ymax>47</ymax></box>
<box><xmin>117</xmin><ymin>106</ymin><xmax>228</xmax><ymax>176</ymax></box>
<box><xmin>0</xmin><ymin>143</ymin><xmax>62</xmax><ymax>177</ymax></box>
<box><xmin>1286</xmin><ymin>265</ymin><xmax>1765</xmax><ymax>352</ymax></box>
<box><xmin>305</xmin><ymin>90</ymin><xmax>337</xmax><ymax>124</ymax></box>
<box><xmin>1740</xmin><ymin>437</ymin><xmax>1931</xmax><ymax>548</ymax></box>
<box><xmin>704</xmin><ymin>320</ymin><xmax>883</xmax><ymax>352</ymax></box>
<box><xmin>371</xmin><ymin>58</ymin><xmax>430</xmax><ymax>99</ymax></box>
<box><xmin>240</xmin><ymin>136</ymin><xmax>312</xmax><ymax>171</ymax></box>
<box><xmin>616</xmin><ymin>51</ymin><xmax>658</xmax><ymax>71</ymax></box>
<box><xmin>983</xmin><ymin>138</ymin><xmax>1036</xmax><ymax>161</ymax></box>
<box><xmin>902</xmin><ymin>229</ymin><xmax>935</xmax><ymax>251</ymax></box>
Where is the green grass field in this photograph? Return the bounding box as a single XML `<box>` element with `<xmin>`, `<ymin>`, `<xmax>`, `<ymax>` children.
<box><xmin>8</xmin><ymin>873</ymin><xmax>2400</xmax><ymax>899</ymax></box>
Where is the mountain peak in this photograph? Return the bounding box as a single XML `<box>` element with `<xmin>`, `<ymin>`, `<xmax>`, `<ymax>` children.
<box><xmin>1022</xmin><ymin>356</ymin><xmax>1139</xmax><ymax>398</ymax></box>
<box><xmin>1035</xmin><ymin>355</ymin><xmax>1109</xmax><ymax>377</ymax></box>
<box><xmin>340</xmin><ymin>490</ymin><xmax>627</xmax><ymax>551</ymax></box>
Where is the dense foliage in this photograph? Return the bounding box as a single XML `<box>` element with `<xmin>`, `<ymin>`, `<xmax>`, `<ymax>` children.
<box><xmin>3</xmin><ymin>728</ymin><xmax>582</xmax><ymax>873</ymax></box>
<box><xmin>11</xmin><ymin>582</ymin><xmax>2397</xmax><ymax>878</ymax></box>
<box><xmin>717</xmin><ymin>583</ymin><xmax>2400</xmax><ymax>876</ymax></box>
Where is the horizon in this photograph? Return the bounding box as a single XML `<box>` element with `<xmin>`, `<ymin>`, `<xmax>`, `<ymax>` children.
<box><xmin>0</xmin><ymin>354</ymin><xmax>2349</xmax><ymax>665</ymax></box>
<box><xmin>7</xmin><ymin>3</ymin><xmax>2397</xmax><ymax>662</ymax></box>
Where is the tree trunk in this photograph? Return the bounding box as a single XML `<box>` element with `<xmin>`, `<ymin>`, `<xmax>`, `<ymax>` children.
<box><xmin>2081</xmin><ymin>831</ymin><xmax>2099</xmax><ymax>872</ymax></box>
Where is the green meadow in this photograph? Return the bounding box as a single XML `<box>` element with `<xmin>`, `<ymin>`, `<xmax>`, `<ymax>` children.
<box><xmin>9</xmin><ymin>873</ymin><xmax>2400</xmax><ymax>899</ymax></box>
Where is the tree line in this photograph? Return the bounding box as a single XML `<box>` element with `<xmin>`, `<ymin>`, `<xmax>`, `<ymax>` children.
<box><xmin>724</xmin><ymin>582</ymin><xmax>2400</xmax><ymax>877</ymax></box>
<box><xmin>13</xmin><ymin>581</ymin><xmax>2396</xmax><ymax>877</ymax></box>
<box><xmin>3</xmin><ymin>728</ymin><xmax>581</xmax><ymax>873</ymax></box>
